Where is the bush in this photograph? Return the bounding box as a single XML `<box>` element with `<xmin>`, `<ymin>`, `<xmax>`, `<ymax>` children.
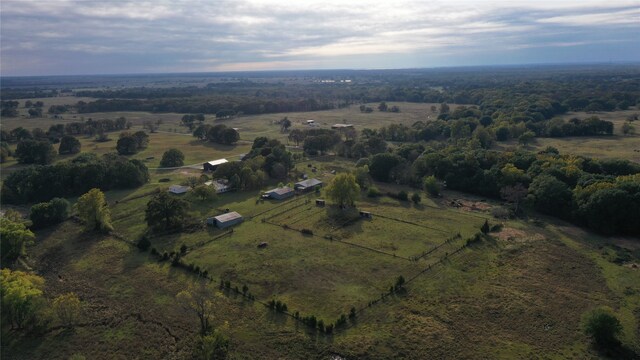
<box><xmin>411</xmin><ymin>192</ymin><xmax>421</xmax><ymax>204</ymax></box>
<box><xmin>29</xmin><ymin>198</ymin><xmax>70</xmax><ymax>229</ymax></box>
<box><xmin>584</xmin><ymin>308</ymin><xmax>622</xmax><ymax>349</ymax></box>
<box><xmin>301</xmin><ymin>229</ymin><xmax>313</xmax><ymax>235</ymax></box>
<box><xmin>423</xmin><ymin>176</ymin><xmax>441</xmax><ymax>197</ymax></box>
<box><xmin>367</xmin><ymin>186</ymin><xmax>382</xmax><ymax>198</ymax></box>
<box><xmin>137</xmin><ymin>236</ymin><xmax>151</xmax><ymax>251</ymax></box>
<box><xmin>491</xmin><ymin>206</ymin><xmax>511</xmax><ymax>219</ymax></box>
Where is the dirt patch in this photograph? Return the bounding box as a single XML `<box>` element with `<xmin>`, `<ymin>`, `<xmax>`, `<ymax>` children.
<box><xmin>449</xmin><ymin>198</ymin><xmax>492</xmax><ymax>212</ymax></box>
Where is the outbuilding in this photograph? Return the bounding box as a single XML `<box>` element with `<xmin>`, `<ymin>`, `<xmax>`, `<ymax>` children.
<box><xmin>207</xmin><ymin>211</ymin><xmax>244</xmax><ymax>229</ymax></box>
<box><xmin>263</xmin><ymin>187</ymin><xmax>294</xmax><ymax>200</ymax></box>
<box><xmin>295</xmin><ymin>178</ymin><xmax>323</xmax><ymax>192</ymax></box>
<box><xmin>205</xmin><ymin>179</ymin><xmax>231</xmax><ymax>194</ymax></box>
<box><xmin>331</xmin><ymin>123</ymin><xmax>354</xmax><ymax>129</ymax></box>
<box><xmin>168</xmin><ymin>185</ymin><xmax>190</xmax><ymax>194</ymax></box>
<box><xmin>203</xmin><ymin>158</ymin><xmax>229</xmax><ymax>172</ymax></box>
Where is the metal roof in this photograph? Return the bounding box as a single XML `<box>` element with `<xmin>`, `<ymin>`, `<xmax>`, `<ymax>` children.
<box><xmin>266</xmin><ymin>187</ymin><xmax>294</xmax><ymax>195</ymax></box>
<box><xmin>214</xmin><ymin>211</ymin><xmax>243</xmax><ymax>222</ymax></box>
<box><xmin>295</xmin><ymin>178</ymin><xmax>322</xmax><ymax>188</ymax></box>
<box><xmin>206</xmin><ymin>159</ymin><xmax>228</xmax><ymax>166</ymax></box>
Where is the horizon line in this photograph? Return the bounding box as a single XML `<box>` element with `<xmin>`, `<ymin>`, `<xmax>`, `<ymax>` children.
<box><xmin>2</xmin><ymin>61</ymin><xmax>640</xmax><ymax>79</ymax></box>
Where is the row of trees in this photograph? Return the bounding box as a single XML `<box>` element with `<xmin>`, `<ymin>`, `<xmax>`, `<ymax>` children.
<box><xmin>2</xmin><ymin>153</ymin><xmax>150</xmax><ymax>204</ymax></box>
<box><xmin>355</xmin><ymin>141</ymin><xmax>640</xmax><ymax>236</ymax></box>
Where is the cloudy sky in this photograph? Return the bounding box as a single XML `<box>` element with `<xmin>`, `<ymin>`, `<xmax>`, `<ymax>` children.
<box><xmin>1</xmin><ymin>0</ymin><xmax>639</xmax><ymax>76</ymax></box>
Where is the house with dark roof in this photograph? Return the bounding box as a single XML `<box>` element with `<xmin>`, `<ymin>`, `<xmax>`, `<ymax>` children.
<box><xmin>294</xmin><ymin>178</ymin><xmax>323</xmax><ymax>192</ymax></box>
<box><xmin>263</xmin><ymin>187</ymin><xmax>294</xmax><ymax>200</ymax></box>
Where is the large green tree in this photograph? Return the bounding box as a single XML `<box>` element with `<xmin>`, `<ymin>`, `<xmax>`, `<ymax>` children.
<box><xmin>160</xmin><ymin>148</ymin><xmax>185</xmax><ymax>168</ymax></box>
<box><xmin>15</xmin><ymin>139</ymin><xmax>56</xmax><ymax>165</ymax></box>
<box><xmin>58</xmin><ymin>135</ymin><xmax>81</xmax><ymax>155</ymax></box>
<box><xmin>326</xmin><ymin>173</ymin><xmax>360</xmax><ymax>207</ymax></box>
<box><xmin>145</xmin><ymin>191</ymin><xmax>190</xmax><ymax>230</ymax></box>
<box><xmin>0</xmin><ymin>218</ymin><xmax>35</xmax><ymax>262</ymax></box>
<box><xmin>76</xmin><ymin>188</ymin><xmax>113</xmax><ymax>232</ymax></box>
<box><xmin>0</xmin><ymin>268</ymin><xmax>45</xmax><ymax>329</ymax></box>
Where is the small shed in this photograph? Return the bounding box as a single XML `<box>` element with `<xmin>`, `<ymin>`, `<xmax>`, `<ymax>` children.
<box><xmin>316</xmin><ymin>199</ymin><xmax>326</xmax><ymax>207</ymax></box>
<box><xmin>264</xmin><ymin>187</ymin><xmax>294</xmax><ymax>200</ymax></box>
<box><xmin>360</xmin><ymin>211</ymin><xmax>372</xmax><ymax>219</ymax></box>
<box><xmin>203</xmin><ymin>158</ymin><xmax>229</xmax><ymax>172</ymax></box>
<box><xmin>306</xmin><ymin>120</ymin><xmax>315</xmax><ymax>125</ymax></box>
<box><xmin>207</xmin><ymin>211</ymin><xmax>243</xmax><ymax>229</ymax></box>
<box><xmin>257</xmin><ymin>242</ymin><xmax>268</xmax><ymax>248</ymax></box>
<box><xmin>169</xmin><ymin>185</ymin><xmax>189</xmax><ymax>194</ymax></box>
<box><xmin>295</xmin><ymin>178</ymin><xmax>323</xmax><ymax>192</ymax></box>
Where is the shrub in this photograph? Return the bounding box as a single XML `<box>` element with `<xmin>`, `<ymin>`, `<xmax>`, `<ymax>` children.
<box><xmin>584</xmin><ymin>308</ymin><xmax>622</xmax><ymax>349</ymax></box>
<box><xmin>301</xmin><ymin>229</ymin><xmax>313</xmax><ymax>235</ymax></box>
<box><xmin>137</xmin><ymin>236</ymin><xmax>151</xmax><ymax>251</ymax></box>
<box><xmin>29</xmin><ymin>198</ymin><xmax>70</xmax><ymax>229</ymax></box>
<box><xmin>423</xmin><ymin>175</ymin><xmax>441</xmax><ymax>196</ymax></box>
<box><xmin>367</xmin><ymin>186</ymin><xmax>382</xmax><ymax>198</ymax></box>
<box><xmin>411</xmin><ymin>192</ymin><xmax>421</xmax><ymax>204</ymax></box>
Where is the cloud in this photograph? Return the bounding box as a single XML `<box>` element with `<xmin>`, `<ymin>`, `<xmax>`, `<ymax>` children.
<box><xmin>0</xmin><ymin>0</ymin><xmax>638</xmax><ymax>75</ymax></box>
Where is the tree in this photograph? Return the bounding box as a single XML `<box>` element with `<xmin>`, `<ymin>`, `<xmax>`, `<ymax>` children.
<box><xmin>288</xmin><ymin>129</ymin><xmax>305</xmax><ymax>146</ymax></box>
<box><xmin>500</xmin><ymin>184</ymin><xmax>528</xmax><ymax>214</ymax></box>
<box><xmin>198</xmin><ymin>329</ymin><xmax>230</xmax><ymax>359</ymax></box>
<box><xmin>29</xmin><ymin>197</ymin><xmax>70</xmax><ymax>229</ymax></box>
<box><xmin>378</xmin><ymin>102</ymin><xmax>388</xmax><ymax>112</ymax></box>
<box><xmin>584</xmin><ymin>308</ymin><xmax>622</xmax><ymax>348</ymax></box>
<box><xmin>439</xmin><ymin>102</ymin><xmax>450</xmax><ymax>114</ymax></box>
<box><xmin>53</xmin><ymin>292</ymin><xmax>81</xmax><ymax>328</ymax></box>
<box><xmin>192</xmin><ymin>184</ymin><xmax>217</xmax><ymax>201</ymax></box>
<box><xmin>76</xmin><ymin>188</ymin><xmax>113</xmax><ymax>232</ymax></box>
<box><xmin>423</xmin><ymin>175</ymin><xmax>441</xmax><ymax>197</ymax></box>
<box><xmin>160</xmin><ymin>148</ymin><xmax>185</xmax><ymax>168</ymax></box>
<box><xmin>177</xmin><ymin>281</ymin><xmax>219</xmax><ymax>335</ymax></box>
<box><xmin>0</xmin><ymin>268</ymin><xmax>45</xmax><ymax>329</ymax></box>
<box><xmin>145</xmin><ymin>191</ymin><xmax>190</xmax><ymax>230</ymax></box>
<box><xmin>325</xmin><ymin>173</ymin><xmax>360</xmax><ymax>207</ymax></box>
<box><xmin>411</xmin><ymin>192</ymin><xmax>421</xmax><ymax>204</ymax></box>
<box><xmin>116</xmin><ymin>136</ymin><xmax>138</xmax><ymax>155</ymax></box>
<box><xmin>369</xmin><ymin>153</ymin><xmax>403</xmax><ymax>182</ymax></box>
<box><xmin>621</xmin><ymin>122</ymin><xmax>635</xmax><ymax>135</ymax></box>
<box><xmin>518</xmin><ymin>131</ymin><xmax>535</xmax><ymax>146</ymax></box>
<box><xmin>0</xmin><ymin>218</ymin><xmax>35</xmax><ymax>263</ymax></box>
<box><xmin>280</xmin><ymin>117</ymin><xmax>292</xmax><ymax>132</ymax></box>
<box><xmin>15</xmin><ymin>139</ymin><xmax>57</xmax><ymax>164</ymax></box>
<box><xmin>528</xmin><ymin>175</ymin><xmax>573</xmax><ymax>218</ymax></box>
<box><xmin>58</xmin><ymin>135</ymin><xmax>81</xmax><ymax>155</ymax></box>
<box><xmin>142</xmin><ymin>120</ymin><xmax>159</xmax><ymax>133</ymax></box>
<box><xmin>354</xmin><ymin>165</ymin><xmax>371</xmax><ymax>189</ymax></box>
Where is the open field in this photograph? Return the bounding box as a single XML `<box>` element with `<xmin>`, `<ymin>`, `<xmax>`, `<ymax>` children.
<box><xmin>5</xmin><ymin>186</ymin><xmax>639</xmax><ymax>359</ymax></box>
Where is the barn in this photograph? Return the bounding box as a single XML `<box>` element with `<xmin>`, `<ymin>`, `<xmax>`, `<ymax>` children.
<box><xmin>264</xmin><ymin>187</ymin><xmax>294</xmax><ymax>200</ymax></box>
<box><xmin>203</xmin><ymin>158</ymin><xmax>228</xmax><ymax>172</ymax></box>
<box><xmin>207</xmin><ymin>211</ymin><xmax>244</xmax><ymax>229</ymax></box>
<box><xmin>294</xmin><ymin>178</ymin><xmax>323</xmax><ymax>192</ymax></box>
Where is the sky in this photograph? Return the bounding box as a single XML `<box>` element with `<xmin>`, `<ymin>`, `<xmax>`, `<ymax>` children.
<box><xmin>1</xmin><ymin>0</ymin><xmax>639</xmax><ymax>76</ymax></box>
